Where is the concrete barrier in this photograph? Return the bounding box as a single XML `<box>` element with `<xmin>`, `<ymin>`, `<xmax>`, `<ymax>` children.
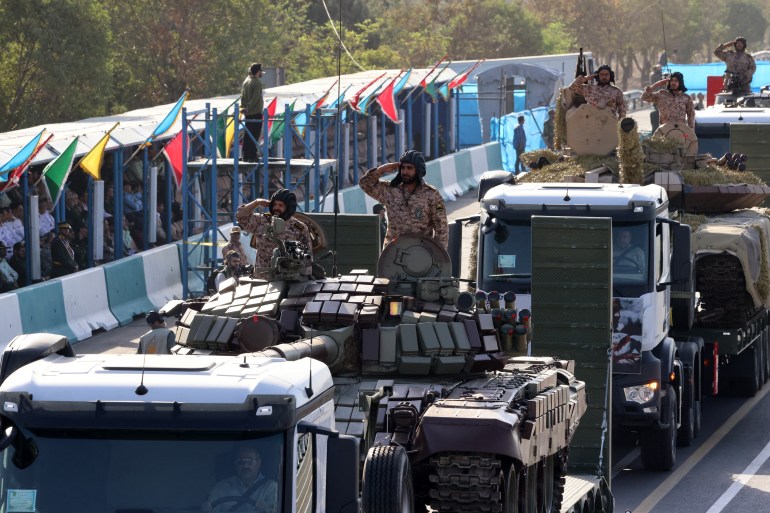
<box><xmin>103</xmin><ymin>256</ymin><xmax>155</xmax><ymax>326</ymax></box>
<box><xmin>453</xmin><ymin>150</ymin><xmax>477</xmax><ymax>190</ymax></box>
<box><xmin>467</xmin><ymin>144</ymin><xmax>490</xmax><ymax>181</ymax></box>
<box><xmin>0</xmin><ymin>292</ymin><xmax>23</xmax><ymax>351</ymax></box>
<box><xmin>60</xmin><ymin>267</ymin><xmax>119</xmax><ymax>341</ymax></box>
<box><xmin>142</xmin><ymin>244</ymin><xmax>183</xmax><ymax>308</ymax></box>
<box><xmin>15</xmin><ymin>280</ymin><xmax>77</xmax><ymax>342</ymax></box>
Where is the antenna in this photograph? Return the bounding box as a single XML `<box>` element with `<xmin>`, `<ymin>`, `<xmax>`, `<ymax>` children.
<box><xmin>305</xmin><ymin>326</ymin><xmax>315</xmax><ymax>398</ymax></box>
<box><xmin>563</xmin><ymin>185</ymin><xmax>571</xmax><ymax>202</ymax></box>
<box><xmin>135</xmin><ymin>352</ymin><xmax>148</xmax><ymax>396</ymax></box>
<box><xmin>659</xmin><ymin>2</ymin><xmax>670</xmax><ymax>74</ymax></box>
<box><xmin>331</xmin><ymin>0</ymin><xmax>343</xmax><ymax>278</ymax></box>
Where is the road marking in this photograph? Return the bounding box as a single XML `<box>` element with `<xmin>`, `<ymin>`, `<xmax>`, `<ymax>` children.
<box><xmin>705</xmin><ymin>437</ymin><xmax>770</xmax><ymax>513</ymax></box>
<box><xmin>612</xmin><ymin>447</ymin><xmax>641</xmax><ymax>480</ymax></box>
<box><xmin>633</xmin><ymin>383</ymin><xmax>770</xmax><ymax>513</ymax></box>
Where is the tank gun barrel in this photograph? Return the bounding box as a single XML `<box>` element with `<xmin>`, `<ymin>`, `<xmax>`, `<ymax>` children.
<box><xmin>251</xmin><ymin>335</ymin><xmax>340</xmax><ymax>366</ymax></box>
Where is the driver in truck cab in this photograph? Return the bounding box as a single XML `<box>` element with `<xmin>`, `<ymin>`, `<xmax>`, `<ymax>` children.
<box><xmin>202</xmin><ymin>447</ymin><xmax>278</xmax><ymax>513</ymax></box>
<box><xmin>613</xmin><ymin>228</ymin><xmax>645</xmax><ymax>271</ymax></box>
<box><xmin>568</xmin><ymin>64</ymin><xmax>627</xmax><ymax>119</ymax></box>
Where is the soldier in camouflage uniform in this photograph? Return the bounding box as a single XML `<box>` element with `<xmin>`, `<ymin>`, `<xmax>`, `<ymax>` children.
<box><xmin>235</xmin><ymin>189</ymin><xmax>312</xmax><ymax>279</ymax></box>
<box><xmin>221</xmin><ymin>225</ymin><xmax>250</xmax><ymax>265</ymax></box>
<box><xmin>642</xmin><ymin>72</ymin><xmax>695</xmax><ymax>128</ymax></box>
<box><xmin>714</xmin><ymin>37</ymin><xmax>756</xmax><ymax>95</ymax></box>
<box><xmin>569</xmin><ymin>64</ymin><xmax>627</xmax><ymax>119</ymax></box>
<box><xmin>359</xmin><ymin>150</ymin><xmax>448</xmax><ymax>249</ymax></box>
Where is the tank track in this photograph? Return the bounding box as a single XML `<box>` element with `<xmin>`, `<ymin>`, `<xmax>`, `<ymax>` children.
<box><xmin>426</xmin><ymin>452</ymin><xmax>567</xmax><ymax>513</ymax></box>
<box><xmin>428</xmin><ymin>453</ymin><xmax>503</xmax><ymax>513</ymax></box>
<box><xmin>695</xmin><ymin>254</ymin><xmax>757</xmax><ymax>328</ymax></box>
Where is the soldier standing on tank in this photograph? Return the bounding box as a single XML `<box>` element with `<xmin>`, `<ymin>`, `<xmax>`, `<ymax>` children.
<box><xmin>714</xmin><ymin>37</ymin><xmax>756</xmax><ymax>95</ymax></box>
<box><xmin>235</xmin><ymin>189</ymin><xmax>312</xmax><ymax>279</ymax></box>
<box><xmin>359</xmin><ymin>150</ymin><xmax>448</xmax><ymax>249</ymax></box>
<box><xmin>641</xmin><ymin>72</ymin><xmax>696</xmax><ymax>129</ymax></box>
<box><xmin>568</xmin><ymin>64</ymin><xmax>627</xmax><ymax>119</ymax></box>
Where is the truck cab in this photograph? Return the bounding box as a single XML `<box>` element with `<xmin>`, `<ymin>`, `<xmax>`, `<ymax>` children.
<box><xmin>477</xmin><ymin>181</ymin><xmax>693</xmax><ymax>469</ymax></box>
<box><xmin>0</xmin><ymin>333</ymin><xmax>359</xmax><ymax>513</ymax></box>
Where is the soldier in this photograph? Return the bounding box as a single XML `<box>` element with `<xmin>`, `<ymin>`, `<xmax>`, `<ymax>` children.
<box><xmin>137</xmin><ymin>310</ymin><xmax>175</xmax><ymax>355</ymax></box>
<box><xmin>569</xmin><ymin>64</ymin><xmax>627</xmax><ymax>119</ymax></box>
<box><xmin>222</xmin><ymin>225</ymin><xmax>250</xmax><ymax>265</ymax></box>
<box><xmin>542</xmin><ymin>109</ymin><xmax>555</xmax><ymax>150</ymax></box>
<box><xmin>214</xmin><ymin>250</ymin><xmax>244</xmax><ymax>291</ymax></box>
<box><xmin>235</xmin><ymin>189</ymin><xmax>312</xmax><ymax>279</ymax></box>
<box><xmin>0</xmin><ymin>242</ymin><xmax>18</xmax><ymax>292</ymax></box>
<box><xmin>714</xmin><ymin>37</ymin><xmax>756</xmax><ymax>95</ymax></box>
<box><xmin>50</xmin><ymin>222</ymin><xmax>78</xmax><ymax>278</ymax></box>
<box><xmin>641</xmin><ymin>72</ymin><xmax>696</xmax><ymax>129</ymax></box>
<box><xmin>241</xmin><ymin>63</ymin><xmax>265</xmax><ymax>162</ymax></box>
<box><xmin>359</xmin><ymin>150</ymin><xmax>448</xmax><ymax>249</ymax></box>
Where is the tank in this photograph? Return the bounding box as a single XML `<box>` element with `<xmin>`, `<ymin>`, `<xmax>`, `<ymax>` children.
<box><xmin>164</xmin><ymin>225</ymin><xmax>589</xmax><ymax>513</ymax></box>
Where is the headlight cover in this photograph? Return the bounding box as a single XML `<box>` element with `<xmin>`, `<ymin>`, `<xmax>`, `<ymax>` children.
<box><xmin>623</xmin><ymin>382</ymin><xmax>658</xmax><ymax>404</ymax></box>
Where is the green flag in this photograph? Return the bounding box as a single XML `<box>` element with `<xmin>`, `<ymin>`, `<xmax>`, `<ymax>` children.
<box><xmin>269</xmin><ymin>101</ymin><xmax>296</xmax><ymax>146</ymax></box>
<box><xmin>43</xmin><ymin>137</ymin><xmax>79</xmax><ymax>207</ymax></box>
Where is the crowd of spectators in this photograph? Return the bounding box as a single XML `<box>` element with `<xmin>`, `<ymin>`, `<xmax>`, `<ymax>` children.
<box><xmin>0</xmin><ymin>144</ymin><xmax>185</xmax><ymax>292</ymax></box>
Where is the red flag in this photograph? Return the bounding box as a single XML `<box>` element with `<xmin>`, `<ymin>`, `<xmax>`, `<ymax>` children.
<box><xmin>420</xmin><ymin>54</ymin><xmax>448</xmax><ymax>89</ymax></box>
<box><xmin>376</xmin><ymin>74</ymin><xmax>400</xmax><ymax>123</ymax></box>
<box><xmin>161</xmin><ymin>130</ymin><xmax>184</xmax><ymax>188</ymax></box>
<box><xmin>348</xmin><ymin>72</ymin><xmax>387</xmax><ymax>112</ymax></box>
<box><xmin>265</xmin><ymin>97</ymin><xmax>278</xmax><ymax>135</ymax></box>
<box><xmin>0</xmin><ymin>133</ymin><xmax>53</xmax><ymax>194</ymax></box>
<box><xmin>448</xmin><ymin>58</ymin><xmax>485</xmax><ymax>90</ymax></box>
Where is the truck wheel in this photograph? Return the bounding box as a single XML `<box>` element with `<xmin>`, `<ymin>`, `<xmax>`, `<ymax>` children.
<box><xmin>677</xmin><ymin>350</ymin><xmax>697</xmax><ymax>447</ymax></box>
<box><xmin>640</xmin><ymin>389</ymin><xmax>677</xmax><ymax>471</ymax></box>
<box><xmin>362</xmin><ymin>446</ymin><xmax>414</xmax><ymax>513</ymax></box>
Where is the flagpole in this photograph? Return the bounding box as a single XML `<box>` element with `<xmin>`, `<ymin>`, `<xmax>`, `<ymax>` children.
<box><xmin>401</xmin><ymin>53</ymin><xmax>448</xmax><ymax>104</ymax></box>
<box><xmin>1</xmin><ymin>133</ymin><xmax>54</xmax><ymax>192</ymax></box>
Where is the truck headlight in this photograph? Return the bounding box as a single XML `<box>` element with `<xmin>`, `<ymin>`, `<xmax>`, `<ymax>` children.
<box><xmin>623</xmin><ymin>382</ymin><xmax>658</xmax><ymax>404</ymax></box>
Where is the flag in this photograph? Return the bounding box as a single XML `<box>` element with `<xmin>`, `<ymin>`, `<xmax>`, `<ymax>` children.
<box><xmin>419</xmin><ymin>54</ymin><xmax>448</xmax><ymax>89</ymax></box>
<box><xmin>79</xmin><ymin>122</ymin><xmax>119</xmax><ymax>180</ymax></box>
<box><xmin>355</xmin><ymin>79</ymin><xmax>387</xmax><ymax>114</ymax></box>
<box><xmin>0</xmin><ymin>133</ymin><xmax>52</xmax><ymax>193</ymax></box>
<box><xmin>392</xmin><ymin>68</ymin><xmax>412</xmax><ymax>96</ymax></box>
<box><xmin>293</xmin><ymin>81</ymin><xmax>336</xmax><ymax>138</ymax></box>
<box><xmin>448</xmin><ymin>58</ymin><xmax>485</xmax><ymax>90</ymax></box>
<box><xmin>348</xmin><ymin>73</ymin><xmax>387</xmax><ymax>112</ymax></box>
<box><xmin>146</xmin><ymin>90</ymin><xmax>189</xmax><ymax>145</ymax></box>
<box><xmin>269</xmin><ymin>101</ymin><xmax>297</xmax><ymax>146</ymax></box>
<box><xmin>162</xmin><ymin>130</ymin><xmax>185</xmax><ymax>188</ymax></box>
<box><xmin>216</xmin><ymin>100</ymin><xmax>238</xmax><ymax>158</ymax></box>
<box><xmin>0</xmin><ymin>130</ymin><xmax>46</xmax><ymax>179</ymax></box>
<box><xmin>438</xmin><ymin>82</ymin><xmax>450</xmax><ymax>100</ymax></box>
<box><xmin>424</xmin><ymin>62</ymin><xmax>452</xmax><ymax>102</ymax></box>
<box><xmin>265</xmin><ymin>97</ymin><xmax>278</xmax><ymax>135</ymax></box>
<box><xmin>376</xmin><ymin>74</ymin><xmax>401</xmax><ymax>123</ymax></box>
<box><xmin>43</xmin><ymin>137</ymin><xmax>79</xmax><ymax>207</ymax></box>
<box><xmin>328</xmin><ymin>84</ymin><xmax>353</xmax><ymax>110</ymax></box>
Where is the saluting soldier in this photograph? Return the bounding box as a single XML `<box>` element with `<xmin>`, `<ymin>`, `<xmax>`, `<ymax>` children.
<box><xmin>714</xmin><ymin>36</ymin><xmax>756</xmax><ymax>95</ymax></box>
<box><xmin>569</xmin><ymin>64</ymin><xmax>627</xmax><ymax>119</ymax></box>
<box><xmin>235</xmin><ymin>189</ymin><xmax>312</xmax><ymax>279</ymax></box>
<box><xmin>359</xmin><ymin>150</ymin><xmax>448</xmax><ymax>249</ymax></box>
<box><xmin>50</xmin><ymin>222</ymin><xmax>78</xmax><ymax>278</ymax></box>
<box><xmin>642</xmin><ymin>72</ymin><xmax>696</xmax><ymax>129</ymax></box>
<box><xmin>222</xmin><ymin>225</ymin><xmax>250</xmax><ymax>265</ymax></box>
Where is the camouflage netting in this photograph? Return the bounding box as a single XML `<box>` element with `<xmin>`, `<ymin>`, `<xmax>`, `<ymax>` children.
<box><xmin>516</xmin><ymin>155</ymin><xmax>617</xmax><ymax>183</ymax></box>
<box><xmin>554</xmin><ymin>88</ymin><xmax>567</xmax><ymax>150</ymax></box>
<box><xmin>678</xmin><ymin>213</ymin><xmax>707</xmax><ymax>232</ymax></box>
<box><xmin>642</xmin><ymin>134</ymin><xmax>683</xmax><ymax>153</ymax></box>
<box><xmin>467</xmin><ymin>224</ymin><xmax>479</xmax><ymax>292</ymax></box>
<box><xmin>681</xmin><ymin>166</ymin><xmax>766</xmax><ymax>186</ymax></box>
<box><xmin>617</xmin><ymin>119</ymin><xmax>644</xmax><ymax>185</ymax></box>
<box><xmin>752</xmin><ymin>222</ymin><xmax>770</xmax><ymax>301</ymax></box>
<box><xmin>520</xmin><ymin>149</ymin><xmax>561</xmax><ymax>167</ymax></box>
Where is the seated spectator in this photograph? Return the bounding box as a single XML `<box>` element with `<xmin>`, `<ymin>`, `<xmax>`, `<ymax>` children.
<box><xmin>9</xmin><ymin>241</ymin><xmax>26</xmax><ymax>287</ymax></box>
<box><xmin>65</xmin><ymin>190</ymin><xmax>86</xmax><ymax>232</ymax></box>
<box><xmin>40</xmin><ymin>232</ymin><xmax>54</xmax><ymax>280</ymax></box>
<box><xmin>104</xmin><ymin>183</ymin><xmax>115</xmax><ymax>215</ymax></box>
<box><xmin>102</xmin><ymin>219</ymin><xmax>115</xmax><ymax>263</ymax></box>
<box><xmin>9</xmin><ymin>202</ymin><xmax>25</xmax><ymax>242</ymax></box>
<box><xmin>0</xmin><ymin>207</ymin><xmax>14</xmax><ymax>258</ymax></box>
<box><xmin>0</xmin><ymin>242</ymin><xmax>19</xmax><ymax>292</ymax></box>
<box><xmin>121</xmin><ymin>215</ymin><xmax>138</xmax><ymax>256</ymax></box>
<box><xmin>123</xmin><ymin>182</ymin><xmax>143</xmax><ymax>215</ymax></box>
<box><xmin>155</xmin><ymin>201</ymin><xmax>167</xmax><ymax>244</ymax></box>
<box><xmin>38</xmin><ymin>199</ymin><xmax>55</xmax><ymax>237</ymax></box>
<box><xmin>72</xmin><ymin>225</ymin><xmax>89</xmax><ymax>270</ymax></box>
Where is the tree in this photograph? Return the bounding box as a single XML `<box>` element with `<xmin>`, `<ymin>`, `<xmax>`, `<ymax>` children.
<box><xmin>0</xmin><ymin>0</ymin><xmax>112</xmax><ymax>131</ymax></box>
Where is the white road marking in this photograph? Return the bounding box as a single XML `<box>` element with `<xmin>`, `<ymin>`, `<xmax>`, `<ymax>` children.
<box><xmin>633</xmin><ymin>383</ymin><xmax>770</xmax><ymax>513</ymax></box>
<box><xmin>705</xmin><ymin>437</ymin><xmax>770</xmax><ymax>513</ymax></box>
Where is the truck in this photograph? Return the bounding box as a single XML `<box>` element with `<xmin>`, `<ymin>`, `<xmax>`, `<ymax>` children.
<box><xmin>0</xmin><ymin>217</ymin><xmax>616</xmax><ymax>513</ymax></box>
<box><xmin>470</xmin><ymin>80</ymin><xmax>770</xmax><ymax>470</ymax></box>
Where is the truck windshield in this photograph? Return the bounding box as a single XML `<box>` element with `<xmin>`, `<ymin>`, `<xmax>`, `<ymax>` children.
<box><xmin>0</xmin><ymin>431</ymin><xmax>284</xmax><ymax>513</ymax></box>
<box><xmin>480</xmin><ymin>220</ymin><xmax>650</xmax><ymax>291</ymax></box>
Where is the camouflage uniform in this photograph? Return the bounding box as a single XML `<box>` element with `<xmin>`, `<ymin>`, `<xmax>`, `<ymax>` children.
<box><xmin>359</xmin><ymin>169</ymin><xmax>448</xmax><ymax>249</ymax></box>
<box><xmin>714</xmin><ymin>47</ymin><xmax>756</xmax><ymax>95</ymax></box>
<box><xmin>641</xmin><ymin>89</ymin><xmax>695</xmax><ymax>128</ymax></box>
<box><xmin>569</xmin><ymin>80</ymin><xmax>627</xmax><ymax>118</ymax></box>
<box><xmin>221</xmin><ymin>240</ymin><xmax>250</xmax><ymax>265</ymax></box>
<box><xmin>235</xmin><ymin>207</ymin><xmax>312</xmax><ymax>278</ymax></box>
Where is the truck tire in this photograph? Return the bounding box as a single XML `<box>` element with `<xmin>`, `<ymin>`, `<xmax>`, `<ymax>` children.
<box><xmin>362</xmin><ymin>446</ymin><xmax>414</xmax><ymax>513</ymax></box>
<box><xmin>677</xmin><ymin>342</ymin><xmax>699</xmax><ymax>446</ymax></box>
<box><xmin>640</xmin><ymin>388</ymin><xmax>677</xmax><ymax>471</ymax></box>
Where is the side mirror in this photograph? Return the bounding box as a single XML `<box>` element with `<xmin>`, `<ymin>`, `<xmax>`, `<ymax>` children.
<box><xmin>670</xmin><ymin>223</ymin><xmax>692</xmax><ymax>283</ymax></box>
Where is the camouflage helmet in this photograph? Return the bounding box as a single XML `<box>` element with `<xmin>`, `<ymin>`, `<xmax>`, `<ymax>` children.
<box><xmin>269</xmin><ymin>188</ymin><xmax>297</xmax><ymax>220</ymax></box>
<box><xmin>391</xmin><ymin>150</ymin><xmax>427</xmax><ymax>187</ymax></box>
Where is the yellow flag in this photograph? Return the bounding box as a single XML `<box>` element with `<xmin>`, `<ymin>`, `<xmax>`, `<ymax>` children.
<box><xmin>79</xmin><ymin>122</ymin><xmax>119</xmax><ymax>180</ymax></box>
<box><xmin>225</xmin><ymin>113</ymin><xmax>236</xmax><ymax>158</ymax></box>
